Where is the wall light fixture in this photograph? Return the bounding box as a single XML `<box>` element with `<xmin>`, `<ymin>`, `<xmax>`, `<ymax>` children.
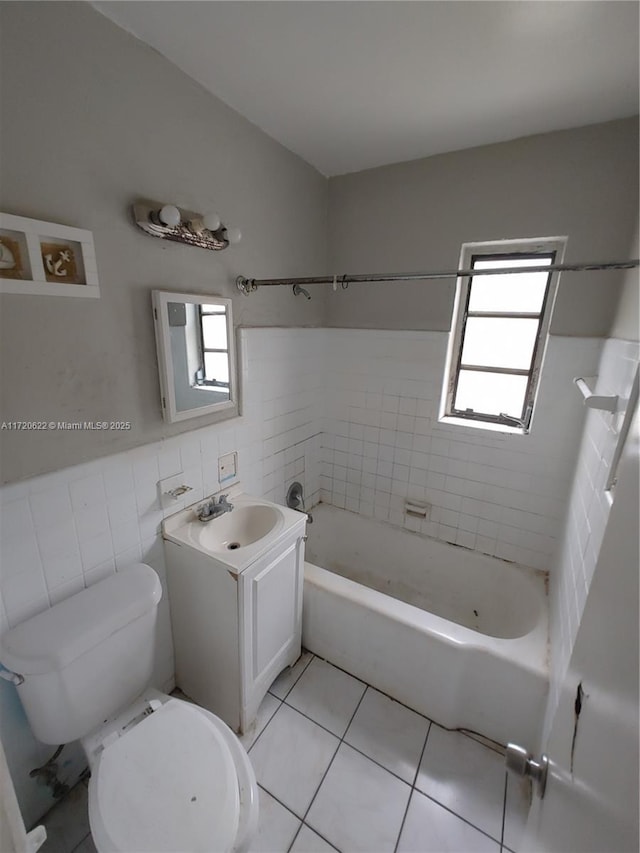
<box><xmin>132</xmin><ymin>200</ymin><xmax>241</xmax><ymax>251</ymax></box>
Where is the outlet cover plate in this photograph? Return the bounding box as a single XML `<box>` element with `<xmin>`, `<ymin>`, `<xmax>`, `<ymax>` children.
<box><xmin>218</xmin><ymin>451</ymin><xmax>238</xmax><ymax>485</ymax></box>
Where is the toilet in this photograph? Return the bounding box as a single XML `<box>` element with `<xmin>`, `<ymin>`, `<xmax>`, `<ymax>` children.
<box><xmin>0</xmin><ymin>563</ymin><xmax>259</xmax><ymax>852</ymax></box>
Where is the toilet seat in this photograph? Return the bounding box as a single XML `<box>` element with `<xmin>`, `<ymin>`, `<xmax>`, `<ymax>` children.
<box><xmin>88</xmin><ymin>698</ymin><xmax>246</xmax><ymax>853</ymax></box>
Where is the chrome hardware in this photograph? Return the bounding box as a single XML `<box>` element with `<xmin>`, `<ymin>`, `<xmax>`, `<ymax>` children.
<box><xmin>292</xmin><ymin>283</ymin><xmax>311</xmax><ymax>300</ymax></box>
<box><xmin>236</xmin><ymin>275</ymin><xmax>258</xmax><ymax>295</ymax></box>
<box><xmin>196</xmin><ymin>494</ymin><xmax>234</xmax><ymax>523</ymax></box>
<box><xmin>286</xmin><ymin>481</ymin><xmax>313</xmax><ymax>523</ymax></box>
<box><xmin>498</xmin><ymin>410</ymin><xmax>530</xmax><ymax>430</ymax></box>
<box><xmin>506</xmin><ymin>743</ymin><xmax>549</xmax><ymax>798</ymax></box>
<box><xmin>574</xmin><ymin>377</ymin><xmax>619</xmax><ymax>412</ymax></box>
<box><xmin>166</xmin><ymin>484</ymin><xmax>193</xmax><ymax>499</ymax></box>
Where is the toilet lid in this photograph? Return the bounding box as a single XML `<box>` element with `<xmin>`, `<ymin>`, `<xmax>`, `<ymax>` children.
<box><xmin>89</xmin><ymin>699</ymin><xmax>240</xmax><ymax>853</ymax></box>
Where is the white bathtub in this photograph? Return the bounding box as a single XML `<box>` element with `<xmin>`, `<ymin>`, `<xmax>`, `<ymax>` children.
<box><xmin>302</xmin><ymin>504</ymin><xmax>549</xmax><ymax>749</ymax></box>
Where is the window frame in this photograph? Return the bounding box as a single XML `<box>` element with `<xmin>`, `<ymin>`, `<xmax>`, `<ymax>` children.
<box><xmin>196</xmin><ymin>303</ymin><xmax>230</xmax><ymax>389</ymax></box>
<box><xmin>441</xmin><ymin>237</ymin><xmax>566</xmax><ymax>434</ymax></box>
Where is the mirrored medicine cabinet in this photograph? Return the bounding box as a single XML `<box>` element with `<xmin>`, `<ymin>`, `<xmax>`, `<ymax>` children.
<box><xmin>152</xmin><ymin>290</ymin><xmax>237</xmax><ymax>424</ymax></box>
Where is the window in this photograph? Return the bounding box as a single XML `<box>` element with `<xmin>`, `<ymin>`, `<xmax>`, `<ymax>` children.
<box><xmin>196</xmin><ymin>303</ymin><xmax>230</xmax><ymax>388</ymax></box>
<box><xmin>441</xmin><ymin>238</ymin><xmax>565</xmax><ymax>433</ymax></box>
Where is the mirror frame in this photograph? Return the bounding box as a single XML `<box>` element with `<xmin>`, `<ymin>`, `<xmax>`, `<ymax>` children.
<box><xmin>152</xmin><ymin>289</ymin><xmax>237</xmax><ymax>424</ymax></box>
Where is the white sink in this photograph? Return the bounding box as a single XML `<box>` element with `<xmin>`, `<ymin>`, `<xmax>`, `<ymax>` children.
<box><xmin>161</xmin><ymin>490</ymin><xmax>303</xmax><ymax>573</ymax></box>
<box><xmin>196</xmin><ymin>504</ymin><xmax>283</xmax><ymax>552</ymax></box>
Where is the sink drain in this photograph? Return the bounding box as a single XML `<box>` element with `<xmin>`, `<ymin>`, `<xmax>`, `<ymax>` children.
<box><xmin>227</xmin><ymin>542</ymin><xmax>241</xmax><ymax>550</ymax></box>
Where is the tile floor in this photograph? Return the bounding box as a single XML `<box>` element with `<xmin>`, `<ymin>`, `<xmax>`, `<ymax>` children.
<box><xmin>39</xmin><ymin>651</ymin><xmax>530</xmax><ymax>853</ymax></box>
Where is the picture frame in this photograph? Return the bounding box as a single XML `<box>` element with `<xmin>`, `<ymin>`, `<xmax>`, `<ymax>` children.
<box><xmin>0</xmin><ymin>212</ymin><xmax>100</xmax><ymax>298</ymax></box>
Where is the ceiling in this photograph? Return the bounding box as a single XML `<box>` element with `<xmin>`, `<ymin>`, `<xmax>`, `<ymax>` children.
<box><xmin>94</xmin><ymin>1</ymin><xmax>639</xmax><ymax>177</ymax></box>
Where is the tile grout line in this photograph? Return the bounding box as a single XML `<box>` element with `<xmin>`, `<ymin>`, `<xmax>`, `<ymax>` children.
<box><xmin>289</xmin><ymin>819</ymin><xmax>341</xmax><ymax>853</ymax></box>
<box><xmin>246</xmin><ymin>695</ymin><xmax>283</xmax><ymax>755</ymax></box>
<box><xmin>309</xmin><ymin>652</ymin><xmax>505</xmax><ymax>755</ymax></box>
<box><xmin>248</xmin><ymin>651</ymin><xmax>316</xmax><ymax>754</ymax></box>
<box><xmin>500</xmin><ymin>770</ymin><xmax>508</xmax><ymax>850</ymax></box>
<box><xmin>286</xmin><ymin>684</ymin><xmax>371</xmax><ymax>852</ymax></box>
<box><xmin>410</xmin><ymin>788</ymin><xmax>505</xmax><ymax>847</ymax></box>
<box><xmin>269</xmin><ymin>650</ymin><xmax>316</xmax><ymax>702</ymax></box>
<box><xmin>393</xmin><ymin>720</ymin><xmax>432</xmax><ymax>853</ymax></box>
<box><xmin>253</xmin><ymin>785</ymin><xmax>340</xmax><ymax>853</ymax></box>
<box><xmin>272</xmin><ymin>656</ymin><xmax>505</xmax><ymax>845</ymax></box>
<box><xmin>69</xmin><ymin>830</ymin><xmax>92</xmax><ymax>853</ymax></box>
<box><xmin>257</xmin><ymin>654</ymin><xmax>509</xmax><ymax>850</ymax></box>
<box><xmin>280</xmin><ymin>676</ymin><xmax>504</xmax><ymax>802</ymax></box>
<box><xmin>280</xmin><ymin>696</ymin><xmax>425</xmax><ymax>790</ymax></box>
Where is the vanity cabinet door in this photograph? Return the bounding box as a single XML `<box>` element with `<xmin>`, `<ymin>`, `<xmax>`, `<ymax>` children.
<box><xmin>240</xmin><ymin>533</ymin><xmax>304</xmax><ymax>725</ymax></box>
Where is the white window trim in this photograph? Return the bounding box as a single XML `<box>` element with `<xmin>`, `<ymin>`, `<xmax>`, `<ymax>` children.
<box><xmin>439</xmin><ymin>236</ymin><xmax>567</xmax><ymax>435</ymax></box>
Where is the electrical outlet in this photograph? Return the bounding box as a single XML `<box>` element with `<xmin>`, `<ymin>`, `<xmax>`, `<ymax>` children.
<box><xmin>218</xmin><ymin>451</ymin><xmax>238</xmax><ymax>485</ymax></box>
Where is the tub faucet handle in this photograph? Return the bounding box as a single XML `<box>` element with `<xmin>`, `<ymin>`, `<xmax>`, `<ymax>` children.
<box><xmin>286</xmin><ymin>481</ymin><xmax>313</xmax><ymax>523</ymax></box>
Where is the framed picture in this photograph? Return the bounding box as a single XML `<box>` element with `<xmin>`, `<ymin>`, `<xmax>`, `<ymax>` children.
<box><xmin>0</xmin><ymin>212</ymin><xmax>100</xmax><ymax>298</ymax></box>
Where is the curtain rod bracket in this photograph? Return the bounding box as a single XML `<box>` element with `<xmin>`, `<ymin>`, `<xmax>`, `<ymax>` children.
<box><xmin>236</xmin><ymin>275</ymin><xmax>258</xmax><ymax>295</ymax></box>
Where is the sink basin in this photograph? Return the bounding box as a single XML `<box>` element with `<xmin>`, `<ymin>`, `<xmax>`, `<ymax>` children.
<box><xmin>162</xmin><ymin>490</ymin><xmax>305</xmax><ymax>574</ymax></box>
<box><xmin>195</xmin><ymin>504</ymin><xmax>284</xmax><ymax>552</ymax></box>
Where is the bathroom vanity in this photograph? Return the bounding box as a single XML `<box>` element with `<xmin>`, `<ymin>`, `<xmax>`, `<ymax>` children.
<box><xmin>162</xmin><ymin>488</ymin><xmax>306</xmax><ymax>734</ymax></box>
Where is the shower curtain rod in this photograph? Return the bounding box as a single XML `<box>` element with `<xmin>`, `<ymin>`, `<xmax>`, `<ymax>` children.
<box><xmin>236</xmin><ymin>258</ymin><xmax>639</xmax><ymax>294</ymax></box>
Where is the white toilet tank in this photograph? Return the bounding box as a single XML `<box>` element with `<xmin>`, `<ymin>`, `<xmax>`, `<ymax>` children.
<box><xmin>0</xmin><ymin>564</ymin><xmax>162</xmax><ymax>745</ymax></box>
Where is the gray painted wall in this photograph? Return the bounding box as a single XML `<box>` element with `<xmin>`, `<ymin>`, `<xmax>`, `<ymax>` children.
<box><xmin>1</xmin><ymin>3</ymin><xmax>636</xmax><ymax>487</ymax></box>
<box><xmin>0</xmin><ymin>2</ymin><xmax>326</xmax><ymax>485</ymax></box>
<box><xmin>610</xmin><ymin>217</ymin><xmax>639</xmax><ymax>342</ymax></box>
<box><xmin>326</xmin><ymin>119</ymin><xmax>639</xmax><ymax>334</ymax></box>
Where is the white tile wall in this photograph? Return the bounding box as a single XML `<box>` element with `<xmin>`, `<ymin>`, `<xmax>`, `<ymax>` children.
<box><xmin>0</xmin><ymin>329</ymin><xmax>606</xmax><ymax>637</ymax></box>
<box><xmin>0</xmin><ymin>327</ymin><xmax>609</xmax><ymax>668</ymax></box>
<box><xmin>544</xmin><ymin>337</ymin><xmax>639</xmax><ymax>738</ymax></box>
<box><xmin>240</xmin><ymin>328</ymin><xmax>324</xmax><ymax>508</ymax></box>
<box><xmin>0</xmin><ymin>328</ymin><xmax>324</xmax><ymax>637</ymax></box>
<box><xmin>320</xmin><ymin>330</ymin><xmax>602</xmax><ymax>571</ymax></box>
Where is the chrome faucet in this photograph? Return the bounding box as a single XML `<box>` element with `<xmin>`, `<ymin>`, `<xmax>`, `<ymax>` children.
<box><xmin>196</xmin><ymin>494</ymin><xmax>234</xmax><ymax>523</ymax></box>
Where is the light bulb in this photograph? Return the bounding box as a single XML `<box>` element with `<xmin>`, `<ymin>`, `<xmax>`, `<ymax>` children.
<box><xmin>225</xmin><ymin>227</ymin><xmax>242</xmax><ymax>245</ymax></box>
<box><xmin>202</xmin><ymin>212</ymin><xmax>222</xmax><ymax>232</ymax></box>
<box><xmin>158</xmin><ymin>204</ymin><xmax>181</xmax><ymax>227</ymax></box>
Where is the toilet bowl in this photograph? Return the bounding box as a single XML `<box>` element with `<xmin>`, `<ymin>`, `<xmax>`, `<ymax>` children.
<box><xmin>0</xmin><ymin>564</ymin><xmax>259</xmax><ymax>853</ymax></box>
<box><xmin>84</xmin><ymin>690</ymin><xmax>258</xmax><ymax>853</ymax></box>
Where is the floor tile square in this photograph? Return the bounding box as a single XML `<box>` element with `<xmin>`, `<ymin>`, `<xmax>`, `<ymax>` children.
<box><xmin>286</xmin><ymin>657</ymin><xmax>366</xmax><ymax>736</ymax></box>
<box><xmin>269</xmin><ymin>650</ymin><xmax>314</xmax><ymax>700</ymax></box>
<box><xmin>397</xmin><ymin>790</ymin><xmax>500</xmax><ymax>853</ymax></box>
<box><xmin>344</xmin><ymin>688</ymin><xmax>430</xmax><ymax>783</ymax></box>
<box><xmin>503</xmin><ymin>775</ymin><xmax>531</xmax><ymax>852</ymax></box>
<box><xmin>247</xmin><ymin>787</ymin><xmax>301</xmax><ymax>853</ymax></box>
<box><xmin>290</xmin><ymin>824</ymin><xmax>338</xmax><ymax>852</ymax></box>
<box><xmin>240</xmin><ymin>692</ymin><xmax>282</xmax><ymax>750</ymax></box>
<box><xmin>71</xmin><ymin>835</ymin><xmax>96</xmax><ymax>853</ymax></box>
<box><xmin>306</xmin><ymin>743</ymin><xmax>411</xmax><ymax>853</ymax></box>
<box><xmin>415</xmin><ymin>725</ymin><xmax>506</xmax><ymax>841</ymax></box>
<box><xmin>249</xmin><ymin>703</ymin><xmax>340</xmax><ymax>818</ymax></box>
<box><xmin>40</xmin><ymin>783</ymin><xmax>90</xmax><ymax>853</ymax></box>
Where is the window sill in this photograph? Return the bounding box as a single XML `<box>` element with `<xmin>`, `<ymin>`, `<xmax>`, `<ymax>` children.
<box><xmin>438</xmin><ymin>415</ymin><xmax>527</xmax><ymax>436</ymax></box>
